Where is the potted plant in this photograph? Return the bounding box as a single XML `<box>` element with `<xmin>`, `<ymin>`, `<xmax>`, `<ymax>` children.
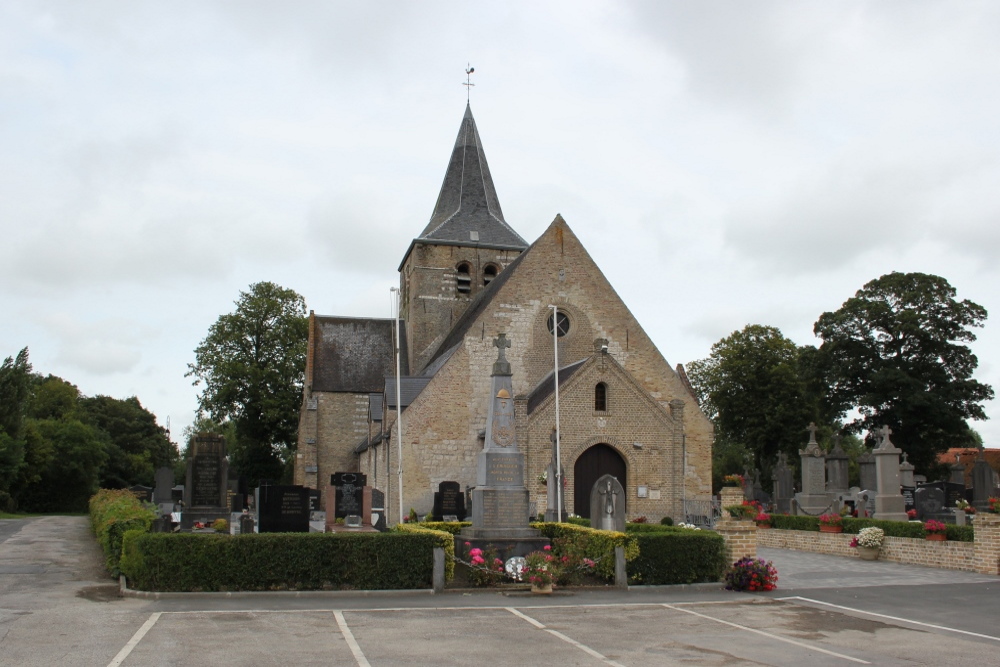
<box><xmin>819</xmin><ymin>513</ymin><xmax>843</xmax><ymax>533</ymax></box>
<box><xmin>754</xmin><ymin>511</ymin><xmax>772</xmax><ymax>528</ymax></box>
<box><xmin>724</xmin><ymin>501</ymin><xmax>757</xmax><ymax>520</ymax></box>
<box><xmin>955</xmin><ymin>499</ymin><xmax>976</xmax><ymax>516</ymax></box>
<box><xmin>849</xmin><ymin>527</ymin><xmax>884</xmax><ymax>560</ymax></box>
<box><xmin>722</xmin><ymin>474</ymin><xmax>745</xmax><ymax>488</ymax></box>
<box><xmin>723</xmin><ymin>557</ymin><xmax>778</xmax><ymax>592</ymax></box>
<box><xmin>989</xmin><ymin>497</ymin><xmax>1000</xmax><ymax>514</ymax></box>
<box><xmin>907</xmin><ymin>509</ymin><xmax>918</xmax><ymax>520</ymax></box>
<box><xmin>924</xmin><ymin>519</ymin><xmax>948</xmax><ymax>541</ymax></box>
<box><xmin>523</xmin><ymin>545</ymin><xmax>560</xmax><ymax>594</ymax></box>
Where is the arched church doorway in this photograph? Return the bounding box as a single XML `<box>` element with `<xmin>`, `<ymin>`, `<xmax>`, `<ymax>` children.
<box><xmin>573</xmin><ymin>444</ymin><xmax>626</xmax><ymax>518</ymax></box>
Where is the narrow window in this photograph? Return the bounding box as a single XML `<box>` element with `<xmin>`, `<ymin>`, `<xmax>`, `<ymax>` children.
<box><xmin>483</xmin><ymin>264</ymin><xmax>498</xmax><ymax>287</ymax></box>
<box><xmin>456</xmin><ymin>262</ymin><xmax>471</xmax><ymax>294</ymax></box>
<box><xmin>595</xmin><ymin>383</ymin><xmax>607</xmax><ymax>412</ymax></box>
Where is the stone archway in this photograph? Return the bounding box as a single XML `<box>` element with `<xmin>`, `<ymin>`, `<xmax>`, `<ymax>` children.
<box><xmin>573</xmin><ymin>443</ymin><xmax>626</xmax><ymax>519</ymax></box>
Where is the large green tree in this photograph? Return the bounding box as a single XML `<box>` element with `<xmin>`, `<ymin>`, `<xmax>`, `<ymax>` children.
<box><xmin>687</xmin><ymin>325</ymin><xmax>818</xmax><ymax>479</ymax></box>
<box><xmin>79</xmin><ymin>395</ymin><xmax>178</xmax><ymax>488</ymax></box>
<box><xmin>186</xmin><ymin>282</ymin><xmax>308</xmax><ymax>485</ymax></box>
<box><xmin>0</xmin><ymin>348</ymin><xmax>32</xmax><ymax>505</ymax></box>
<box><xmin>814</xmin><ymin>272</ymin><xmax>994</xmax><ymax>475</ymax></box>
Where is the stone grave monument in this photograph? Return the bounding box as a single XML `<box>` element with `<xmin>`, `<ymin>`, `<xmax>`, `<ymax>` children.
<box><xmin>857</xmin><ymin>448</ymin><xmax>877</xmax><ymax>493</ymax></box>
<box><xmin>367</xmin><ymin>487</ymin><xmax>387</xmax><ymax>531</ymax></box>
<box><xmin>326</xmin><ymin>472</ymin><xmax>366</xmax><ymax>531</ymax></box>
<box><xmin>182</xmin><ymin>433</ymin><xmax>230</xmax><ymax>528</ymax></box>
<box><xmin>899</xmin><ymin>453</ymin><xmax>916</xmax><ymax>512</ymax></box>
<box><xmin>433</xmin><ymin>481</ymin><xmax>467</xmax><ymax>521</ymax></box>
<box><xmin>873</xmin><ymin>426</ymin><xmax>908</xmax><ymax>521</ymax></box>
<box><xmin>772</xmin><ymin>452</ymin><xmax>794</xmax><ymax>514</ymax></box>
<box><xmin>826</xmin><ymin>433</ymin><xmax>849</xmax><ymax>494</ymax></box>
<box><xmin>256</xmin><ymin>484</ymin><xmax>310</xmax><ymax>533</ymax></box>
<box><xmin>459</xmin><ymin>334</ymin><xmax>548</xmax><ymax>561</ymax></box>
<box><xmin>972</xmin><ymin>447</ymin><xmax>1000</xmax><ymax>511</ymax></box>
<box><xmin>590</xmin><ymin>474</ymin><xmax>626</xmax><ymax>532</ymax></box>
<box><xmin>795</xmin><ymin>423</ymin><xmax>830</xmax><ymax>515</ymax></box>
<box><xmin>914</xmin><ymin>485</ymin><xmax>947</xmax><ymax>522</ymax></box>
<box><xmin>544</xmin><ymin>428</ymin><xmax>567</xmax><ymax>522</ymax></box>
<box><xmin>128</xmin><ymin>485</ymin><xmax>152</xmax><ymax>503</ymax></box>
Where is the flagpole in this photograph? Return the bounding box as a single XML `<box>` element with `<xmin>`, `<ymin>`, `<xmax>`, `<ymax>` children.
<box><xmin>549</xmin><ymin>305</ymin><xmax>563</xmax><ymax>522</ymax></box>
<box><xmin>391</xmin><ymin>287</ymin><xmax>404</xmax><ymax>525</ymax></box>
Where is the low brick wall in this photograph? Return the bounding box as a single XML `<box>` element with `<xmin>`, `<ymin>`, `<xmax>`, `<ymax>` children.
<box><xmin>757</xmin><ymin>528</ymin><xmax>976</xmax><ymax>572</ymax></box>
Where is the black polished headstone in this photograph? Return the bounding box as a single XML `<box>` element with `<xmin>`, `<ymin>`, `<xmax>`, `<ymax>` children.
<box><xmin>433</xmin><ymin>481</ymin><xmax>467</xmax><ymax>520</ymax></box>
<box><xmin>128</xmin><ymin>485</ymin><xmax>153</xmax><ymax>503</ymax></box>
<box><xmin>369</xmin><ymin>488</ymin><xmax>387</xmax><ymax>532</ymax></box>
<box><xmin>256</xmin><ymin>485</ymin><xmax>310</xmax><ymax>533</ymax></box>
<box><xmin>331</xmin><ymin>472</ymin><xmax>367</xmax><ymax>519</ymax></box>
<box><xmin>901</xmin><ymin>486</ymin><xmax>915</xmax><ymax>512</ymax></box>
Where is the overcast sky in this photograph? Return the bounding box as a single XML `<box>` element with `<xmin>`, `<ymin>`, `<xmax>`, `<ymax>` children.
<box><xmin>3</xmin><ymin>1</ymin><xmax>999</xmax><ymax>449</ymax></box>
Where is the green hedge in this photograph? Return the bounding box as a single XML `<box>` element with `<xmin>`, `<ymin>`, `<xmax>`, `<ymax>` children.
<box><xmin>394</xmin><ymin>523</ymin><xmax>458</xmax><ymax>580</ymax></box>
<box><xmin>120</xmin><ymin>532</ymin><xmax>441</xmax><ymax>592</ymax></box>
<box><xmin>532</xmin><ymin>522</ymin><xmax>638</xmax><ymax>581</ymax></box>
<box><xmin>566</xmin><ymin>517</ymin><xmax>591</xmax><ymax>527</ymax></box>
<box><xmin>770</xmin><ymin>515</ymin><xmax>820</xmax><ymax>531</ymax></box>
<box><xmin>770</xmin><ymin>515</ymin><xmax>974</xmax><ymax>542</ymax></box>
<box><xmin>628</xmin><ymin>531</ymin><xmax>727</xmax><ymax>585</ymax></box>
<box><xmin>625</xmin><ymin>523</ymin><xmax>689</xmax><ymax>534</ymax></box>
<box><xmin>89</xmin><ymin>489</ymin><xmax>156</xmax><ymax>575</ymax></box>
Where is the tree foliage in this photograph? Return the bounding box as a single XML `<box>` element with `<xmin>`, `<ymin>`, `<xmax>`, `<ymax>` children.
<box><xmin>80</xmin><ymin>395</ymin><xmax>176</xmax><ymax>488</ymax></box>
<box><xmin>814</xmin><ymin>272</ymin><xmax>994</xmax><ymax>474</ymax></box>
<box><xmin>186</xmin><ymin>282</ymin><xmax>308</xmax><ymax>485</ymax></box>
<box><xmin>687</xmin><ymin>325</ymin><xmax>818</xmax><ymax>477</ymax></box>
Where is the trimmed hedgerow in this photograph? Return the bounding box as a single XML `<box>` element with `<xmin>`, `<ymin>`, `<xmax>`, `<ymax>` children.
<box><xmin>628</xmin><ymin>531</ymin><xmax>727</xmax><ymax>585</ymax></box>
<box><xmin>120</xmin><ymin>531</ymin><xmax>441</xmax><ymax>592</ymax></box>
<box><xmin>566</xmin><ymin>516</ymin><xmax>591</xmax><ymax>527</ymax></box>
<box><xmin>625</xmin><ymin>523</ymin><xmax>689</xmax><ymax>534</ymax></box>
<box><xmin>394</xmin><ymin>523</ymin><xmax>457</xmax><ymax>581</ymax></box>
<box><xmin>946</xmin><ymin>524</ymin><xmax>975</xmax><ymax>542</ymax></box>
<box><xmin>532</xmin><ymin>522</ymin><xmax>638</xmax><ymax>581</ymax></box>
<box><xmin>89</xmin><ymin>488</ymin><xmax>156</xmax><ymax>576</ymax></box>
<box><xmin>770</xmin><ymin>515</ymin><xmax>820</xmax><ymax>531</ymax></box>
<box><xmin>841</xmin><ymin>517</ymin><xmax>924</xmax><ymax>538</ymax></box>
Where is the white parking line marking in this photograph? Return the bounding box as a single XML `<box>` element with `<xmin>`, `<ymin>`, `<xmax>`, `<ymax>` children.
<box><xmin>107</xmin><ymin>612</ymin><xmax>161</xmax><ymax>667</ymax></box>
<box><xmin>661</xmin><ymin>603</ymin><xmax>870</xmax><ymax>664</ymax></box>
<box><xmin>779</xmin><ymin>596</ymin><xmax>1000</xmax><ymax>643</ymax></box>
<box><xmin>156</xmin><ymin>600</ymin><xmax>741</xmax><ymax>615</ymax></box>
<box><xmin>334</xmin><ymin>611</ymin><xmax>371</xmax><ymax>667</ymax></box>
<box><xmin>506</xmin><ymin>607</ymin><xmax>627</xmax><ymax>667</ymax></box>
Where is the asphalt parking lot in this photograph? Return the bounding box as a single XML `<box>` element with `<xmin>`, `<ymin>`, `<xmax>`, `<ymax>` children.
<box><xmin>2</xmin><ymin>517</ymin><xmax>999</xmax><ymax>666</ymax></box>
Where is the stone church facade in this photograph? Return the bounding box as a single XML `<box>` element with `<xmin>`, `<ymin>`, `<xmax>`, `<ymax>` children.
<box><xmin>294</xmin><ymin>104</ymin><xmax>713</xmax><ymax>523</ymax></box>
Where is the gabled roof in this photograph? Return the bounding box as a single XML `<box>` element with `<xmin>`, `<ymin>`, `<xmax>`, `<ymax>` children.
<box><xmin>527</xmin><ymin>359</ymin><xmax>589</xmax><ymax>414</ymax></box>
<box><xmin>369</xmin><ymin>393</ymin><xmax>383</xmax><ymax>422</ymax></box>
<box><xmin>415</xmin><ymin>104</ymin><xmax>528</xmax><ymax>251</ymax></box>
<box><xmin>384</xmin><ymin>376</ymin><xmax>433</xmax><ymax>409</ymax></box>
<box><xmin>311</xmin><ymin>317</ymin><xmax>408</xmax><ymax>392</ymax></box>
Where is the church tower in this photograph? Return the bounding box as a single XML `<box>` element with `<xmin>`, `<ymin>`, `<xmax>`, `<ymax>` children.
<box><xmin>398</xmin><ymin>104</ymin><xmax>528</xmax><ymax>373</ymax></box>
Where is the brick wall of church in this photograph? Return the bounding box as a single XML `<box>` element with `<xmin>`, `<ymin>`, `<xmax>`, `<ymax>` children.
<box><xmin>294</xmin><ymin>390</ymin><xmax>368</xmax><ymax>505</ymax></box>
<box><xmin>525</xmin><ymin>356</ymin><xmax>684</xmax><ymax>521</ymax></box>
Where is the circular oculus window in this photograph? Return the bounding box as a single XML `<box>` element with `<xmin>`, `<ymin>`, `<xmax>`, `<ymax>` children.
<box><xmin>546</xmin><ymin>311</ymin><xmax>570</xmax><ymax>337</ymax></box>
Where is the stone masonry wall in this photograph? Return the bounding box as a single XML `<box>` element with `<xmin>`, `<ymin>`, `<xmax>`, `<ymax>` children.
<box><xmin>294</xmin><ymin>390</ymin><xmax>368</xmax><ymax>505</ymax></box>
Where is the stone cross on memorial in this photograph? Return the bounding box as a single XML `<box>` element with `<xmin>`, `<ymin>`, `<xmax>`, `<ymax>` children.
<box><xmin>873</xmin><ymin>425</ymin><xmax>908</xmax><ymax>521</ymax></box>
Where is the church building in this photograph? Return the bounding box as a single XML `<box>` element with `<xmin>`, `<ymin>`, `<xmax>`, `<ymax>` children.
<box><xmin>294</xmin><ymin>103</ymin><xmax>714</xmax><ymax>523</ymax></box>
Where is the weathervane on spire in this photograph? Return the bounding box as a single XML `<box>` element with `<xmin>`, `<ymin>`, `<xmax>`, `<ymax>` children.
<box><xmin>463</xmin><ymin>64</ymin><xmax>475</xmax><ymax>101</ymax></box>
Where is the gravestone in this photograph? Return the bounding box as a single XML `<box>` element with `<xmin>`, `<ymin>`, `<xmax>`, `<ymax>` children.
<box><xmin>795</xmin><ymin>423</ymin><xmax>830</xmax><ymax>515</ymax></box>
<box><xmin>128</xmin><ymin>485</ymin><xmax>152</xmax><ymax>503</ymax></box>
<box><xmin>256</xmin><ymin>484</ymin><xmax>310</xmax><ymax>533</ymax></box>
<box><xmin>857</xmin><ymin>449</ymin><xmax>877</xmax><ymax>493</ymax></box>
<box><xmin>826</xmin><ymin>434</ymin><xmax>850</xmax><ymax>493</ymax></box>
<box><xmin>433</xmin><ymin>481</ymin><xmax>467</xmax><ymax>521</ymax></box>
<box><xmin>458</xmin><ymin>334</ymin><xmax>548</xmax><ymax>562</ymax></box>
<box><xmin>872</xmin><ymin>426</ymin><xmax>908</xmax><ymax>521</ymax></box>
<box><xmin>182</xmin><ymin>433</ymin><xmax>230</xmax><ymax>528</ymax></box>
<box><xmin>772</xmin><ymin>452</ymin><xmax>794</xmax><ymax>514</ymax></box>
<box><xmin>590</xmin><ymin>474</ymin><xmax>626</xmax><ymax>532</ymax></box>
<box><xmin>153</xmin><ymin>467</ymin><xmax>174</xmax><ymax>505</ymax></box>
<box><xmin>368</xmin><ymin>487</ymin><xmax>387</xmax><ymax>531</ymax></box>
<box><xmin>332</xmin><ymin>472</ymin><xmax>367</xmax><ymax>519</ymax></box>
<box><xmin>914</xmin><ymin>485</ymin><xmax>947</xmax><ymax>522</ymax></box>
<box><xmin>972</xmin><ymin>447</ymin><xmax>1000</xmax><ymax>511</ymax></box>
<box><xmin>858</xmin><ymin>489</ymin><xmax>876</xmax><ymax>518</ymax></box>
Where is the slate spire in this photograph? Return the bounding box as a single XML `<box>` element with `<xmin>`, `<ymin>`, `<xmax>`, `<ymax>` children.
<box><xmin>419</xmin><ymin>104</ymin><xmax>528</xmax><ymax>249</ymax></box>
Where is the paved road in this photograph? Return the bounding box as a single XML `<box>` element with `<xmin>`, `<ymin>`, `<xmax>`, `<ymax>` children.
<box><xmin>1</xmin><ymin>517</ymin><xmax>998</xmax><ymax>666</ymax></box>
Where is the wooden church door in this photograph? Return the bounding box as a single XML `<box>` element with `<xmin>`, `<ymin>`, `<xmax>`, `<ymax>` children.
<box><xmin>573</xmin><ymin>444</ymin><xmax>626</xmax><ymax>518</ymax></box>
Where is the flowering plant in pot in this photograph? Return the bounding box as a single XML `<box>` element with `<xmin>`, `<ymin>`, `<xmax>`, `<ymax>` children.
<box><xmin>523</xmin><ymin>545</ymin><xmax>560</xmax><ymax>592</ymax></box>
<box><xmin>722</xmin><ymin>474</ymin><xmax>745</xmax><ymax>487</ymax></box>
<box><xmin>907</xmin><ymin>509</ymin><xmax>918</xmax><ymax>520</ymax></box>
<box><xmin>924</xmin><ymin>519</ymin><xmax>948</xmax><ymax>540</ymax></box>
<box><xmin>723</xmin><ymin>557</ymin><xmax>778</xmax><ymax>592</ymax></box>
<box><xmin>754</xmin><ymin>511</ymin><xmax>772</xmax><ymax>528</ymax></box>
<box><xmin>849</xmin><ymin>527</ymin><xmax>884</xmax><ymax>560</ymax></box>
<box><xmin>955</xmin><ymin>499</ymin><xmax>976</xmax><ymax>515</ymax></box>
<box><xmin>819</xmin><ymin>513</ymin><xmax>843</xmax><ymax>532</ymax></box>
<box><xmin>989</xmin><ymin>497</ymin><xmax>1000</xmax><ymax>514</ymax></box>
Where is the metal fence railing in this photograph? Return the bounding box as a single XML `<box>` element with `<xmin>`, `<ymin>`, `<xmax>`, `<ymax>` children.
<box><xmin>683</xmin><ymin>497</ymin><xmax>721</xmax><ymax>529</ymax></box>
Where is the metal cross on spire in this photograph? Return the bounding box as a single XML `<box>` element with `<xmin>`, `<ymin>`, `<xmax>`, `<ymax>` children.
<box><xmin>463</xmin><ymin>64</ymin><xmax>475</xmax><ymax>101</ymax></box>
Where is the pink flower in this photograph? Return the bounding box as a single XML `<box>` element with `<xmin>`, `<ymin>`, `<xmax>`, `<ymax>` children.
<box><xmin>464</xmin><ymin>541</ymin><xmax>471</xmax><ymax>546</ymax></box>
<box><xmin>469</xmin><ymin>548</ymin><xmax>482</xmax><ymax>557</ymax></box>
<box><xmin>543</xmin><ymin>545</ymin><xmax>551</xmax><ymax>551</ymax></box>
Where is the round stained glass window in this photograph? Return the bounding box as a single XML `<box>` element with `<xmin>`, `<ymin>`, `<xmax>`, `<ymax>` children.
<box><xmin>546</xmin><ymin>311</ymin><xmax>570</xmax><ymax>337</ymax></box>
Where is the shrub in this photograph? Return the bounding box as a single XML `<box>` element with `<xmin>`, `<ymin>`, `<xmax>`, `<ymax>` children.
<box><xmin>532</xmin><ymin>522</ymin><xmax>637</xmax><ymax>581</ymax></box>
<box><xmin>211</xmin><ymin>519</ymin><xmax>228</xmax><ymax>533</ymax></box>
<box><xmin>566</xmin><ymin>516</ymin><xmax>590</xmax><ymax>527</ymax></box>
<box><xmin>625</xmin><ymin>523</ymin><xmax>689</xmax><ymax>534</ymax></box>
<box><xmin>724</xmin><ymin>557</ymin><xmax>778</xmax><ymax>592</ymax></box>
<box><xmin>628</xmin><ymin>531</ymin><xmax>727</xmax><ymax>585</ymax></box>
<box><xmin>89</xmin><ymin>489</ymin><xmax>155</xmax><ymax>575</ymax></box>
<box><xmin>120</xmin><ymin>531</ymin><xmax>440</xmax><ymax>592</ymax></box>
<box><xmin>459</xmin><ymin>541</ymin><xmax>506</xmax><ymax>586</ymax></box>
<box><xmin>414</xmin><ymin>521</ymin><xmax>470</xmax><ymax>535</ymax></box>
<box><xmin>660</xmin><ymin>516</ymin><xmax>674</xmax><ymax>526</ymax></box>
<box><xmin>770</xmin><ymin>515</ymin><xmax>820</xmax><ymax>531</ymax></box>
<box><xmin>393</xmin><ymin>523</ymin><xmax>456</xmax><ymax>582</ymax></box>
<box><xmin>842</xmin><ymin>517</ymin><xmax>924</xmax><ymax>538</ymax></box>
<box><xmin>947</xmin><ymin>524</ymin><xmax>974</xmax><ymax>542</ymax></box>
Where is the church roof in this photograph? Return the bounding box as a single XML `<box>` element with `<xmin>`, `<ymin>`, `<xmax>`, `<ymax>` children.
<box><xmin>311</xmin><ymin>317</ymin><xmax>408</xmax><ymax>392</ymax></box>
<box><xmin>384</xmin><ymin>376</ymin><xmax>432</xmax><ymax>408</ymax></box>
<box><xmin>417</xmin><ymin>104</ymin><xmax>528</xmax><ymax>250</ymax></box>
<box><xmin>526</xmin><ymin>359</ymin><xmax>589</xmax><ymax>414</ymax></box>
